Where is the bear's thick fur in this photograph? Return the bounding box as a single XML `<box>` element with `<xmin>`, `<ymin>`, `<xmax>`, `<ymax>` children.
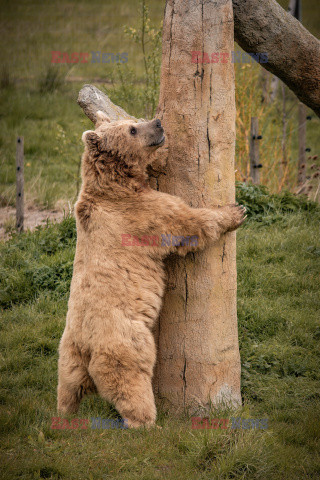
<box><xmin>57</xmin><ymin>111</ymin><xmax>245</xmax><ymax>427</ymax></box>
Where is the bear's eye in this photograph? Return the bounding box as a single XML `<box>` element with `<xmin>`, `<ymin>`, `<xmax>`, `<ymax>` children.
<box><xmin>130</xmin><ymin>127</ymin><xmax>137</xmax><ymax>136</ymax></box>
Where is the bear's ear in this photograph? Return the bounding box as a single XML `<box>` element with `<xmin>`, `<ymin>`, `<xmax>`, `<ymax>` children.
<box><xmin>82</xmin><ymin>130</ymin><xmax>100</xmax><ymax>152</ymax></box>
<box><xmin>95</xmin><ymin>110</ymin><xmax>111</xmax><ymax>127</ymax></box>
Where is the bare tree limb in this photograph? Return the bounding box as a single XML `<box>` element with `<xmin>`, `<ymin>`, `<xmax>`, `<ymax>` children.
<box><xmin>77</xmin><ymin>84</ymin><xmax>136</xmax><ymax>123</ymax></box>
<box><xmin>233</xmin><ymin>0</ymin><xmax>320</xmax><ymax>117</ymax></box>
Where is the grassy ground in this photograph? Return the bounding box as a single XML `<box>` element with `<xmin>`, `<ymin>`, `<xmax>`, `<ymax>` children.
<box><xmin>0</xmin><ymin>0</ymin><xmax>165</xmax><ymax>80</ymax></box>
<box><xmin>0</xmin><ymin>189</ymin><xmax>319</xmax><ymax>479</ymax></box>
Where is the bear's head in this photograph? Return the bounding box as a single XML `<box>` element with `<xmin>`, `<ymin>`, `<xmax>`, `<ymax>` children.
<box><xmin>81</xmin><ymin>111</ymin><xmax>165</xmax><ymax>193</ymax></box>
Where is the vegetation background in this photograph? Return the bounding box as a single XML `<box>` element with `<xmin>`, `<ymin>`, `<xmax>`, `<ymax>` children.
<box><xmin>0</xmin><ymin>0</ymin><xmax>319</xmax><ymax>479</ymax></box>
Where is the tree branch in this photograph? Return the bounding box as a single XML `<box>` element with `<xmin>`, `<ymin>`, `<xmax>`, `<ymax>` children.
<box><xmin>233</xmin><ymin>0</ymin><xmax>320</xmax><ymax>117</ymax></box>
<box><xmin>77</xmin><ymin>84</ymin><xmax>136</xmax><ymax>123</ymax></box>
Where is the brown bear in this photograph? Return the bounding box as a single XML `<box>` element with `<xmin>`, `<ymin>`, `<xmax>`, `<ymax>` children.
<box><xmin>57</xmin><ymin>111</ymin><xmax>246</xmax><ymax>428</ymax></box>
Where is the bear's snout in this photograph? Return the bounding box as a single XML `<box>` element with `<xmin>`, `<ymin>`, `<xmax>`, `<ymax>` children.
<box><xmin>147</xmin><ymin>119</ymin><xmax>165</xmax><ymax>148</ymax></box>
<box><xmin>151</xmin><ymin>118</ymin><xmax>164</xmax><ymax>135</ymax></box>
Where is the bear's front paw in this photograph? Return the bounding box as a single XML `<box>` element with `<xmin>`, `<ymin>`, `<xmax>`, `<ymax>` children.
<box><xmin>226</xmin><ymin>204</ymin><xmax>247</xmax><ymax>231</ymax></box>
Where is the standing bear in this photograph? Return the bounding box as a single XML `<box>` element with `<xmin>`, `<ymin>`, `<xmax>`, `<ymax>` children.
<box><xmin>57</xmin><ymin>111</ymin><xmax>246</xmax><ymax>427</ymax></box>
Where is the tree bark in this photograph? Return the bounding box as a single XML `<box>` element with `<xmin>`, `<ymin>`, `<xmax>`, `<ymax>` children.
<box><xmin>78</xmin><ymin>0</ymin><xmax>241</xmax><ymax>413</ymax></box>
<box><xmin>232</xmin><ymin>0</ymin><xmax>320</xmax><ymax>117</ymax></box>
<box><xmin>153</xmin><ymin>0</ymin><xmax>240</xmax><ymax>412</ymax></box>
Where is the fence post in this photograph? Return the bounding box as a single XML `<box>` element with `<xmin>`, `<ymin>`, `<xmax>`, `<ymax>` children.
<box><xmin>249</xmin><ymin>117</ymin><xmax>261</xmax><ymax>184</ymax></box>
<box><xmin>297</xmin><ymin>102</ymin><xmax>307</xmax><ymax>188</ymax></box>
<box><xmin>16</xmin><ymin>136</ymin><xmax>24</xmax><ymax>232</ymax></box>
<box><xmin>288</xmin><ymin>0</ymin><xmax>301</xmax><ymax>20</ymax></box>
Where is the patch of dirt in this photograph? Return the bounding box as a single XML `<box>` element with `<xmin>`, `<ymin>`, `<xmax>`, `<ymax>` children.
<box><xmin>0</xmin><ymin>206</ymin><xmax>67</xmax><ymax>241</ymax></box>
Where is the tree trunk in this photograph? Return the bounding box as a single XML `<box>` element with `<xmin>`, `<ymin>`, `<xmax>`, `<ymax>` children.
<box><xmin>152</xmin><ymin>0</ymin><xmax>240</xmax><ymax>412</ymax></box>
<box><xmin>78</xmin><ymin>0</ymin><xmax>241</xmax><ymax>413</ymax></box>
<box><xmin>232</xmin><ymin>0</ymin><xmax>320</xmax><ymax>117</ymax></box>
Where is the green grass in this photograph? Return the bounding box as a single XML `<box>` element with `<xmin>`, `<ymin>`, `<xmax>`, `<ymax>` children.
<box><xmin>1</xmin><ymin>191</ymin><xmax>320</xmax><ymax>479</ymax></box>
<box><xmin>0</xmin><ymin>0</ymin><xmax>165</xmax><ymax>80</ymax></box>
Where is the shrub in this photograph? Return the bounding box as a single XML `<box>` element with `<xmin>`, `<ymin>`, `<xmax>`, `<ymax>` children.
<box><xmin>236</xmin><ymin>182</ymin><xmax>320</xmax><ymax>223</ymax></box>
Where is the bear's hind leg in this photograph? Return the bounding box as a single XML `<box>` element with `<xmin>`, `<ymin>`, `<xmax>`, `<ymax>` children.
<box><xmin>89</xmin><ymin>353</ymin><xmax>156</xmax><ymax>428</ymax></box>
<box><xmin>113</xmin><ymin>371</ymin><xmax>156</xmax><ymax>428</ymax></box>
<box><xmin>57</xmin><ymin>371</ymin><xmax>95</xmax><ymax>415</ymax></box>
<box><xmin>58</xmin><ymin>340</ymin><xmax>96</xmax><ymax>414</ymax></box>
